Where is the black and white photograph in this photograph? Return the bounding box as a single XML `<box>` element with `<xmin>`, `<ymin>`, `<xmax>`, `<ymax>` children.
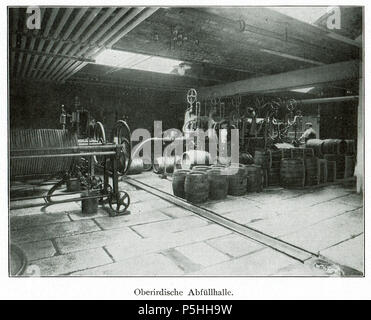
<box><xmin>6</xmin><ymin>3</ymin><xmax>365</xmax><ymax>283</ymax></box>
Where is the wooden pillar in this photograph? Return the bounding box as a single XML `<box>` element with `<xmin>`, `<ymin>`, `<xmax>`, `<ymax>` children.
<box><xmin>355</xmin><ymin>63</ymin><xmax>364</xmax><ymax>194</ymax></box>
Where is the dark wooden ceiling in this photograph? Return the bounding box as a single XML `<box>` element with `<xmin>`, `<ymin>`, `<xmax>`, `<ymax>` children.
<box><xmin>9</xmin><ymin>7</ymin><xmax>362</xmax><ymax>93</ymax></box>
<box><xmin>113</xmin><ymin>7</ymin><xmax>360</xmax><ymax>73</ymax></box>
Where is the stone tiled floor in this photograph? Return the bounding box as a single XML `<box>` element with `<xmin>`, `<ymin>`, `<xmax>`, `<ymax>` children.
<box><xmin>131</xmin><ymin>172</ymin><xmax>364</xmax><ymax>274</ymax></box>
<box><xmin>9</xmin><ymin>174</ymin><xmax>364</xmax><ymax>276</ymax></box>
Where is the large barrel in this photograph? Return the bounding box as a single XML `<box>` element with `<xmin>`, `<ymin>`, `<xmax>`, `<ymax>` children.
<box><xmin>344</xmin><ymin>155</ymin><xmax>355</xmax><ymax>178</ymax></box>
<box><xmin>127</xmin><ymin>158</ymin><xmax>144</xmax><ymax>175</ymax></box>
<box><xmin>306</xmin><ymin>139</ymin><xmax>324</xmax><ymax>158</ymax></box>
<box><xmin>322</xmin><ymin>139</ymin><xmax>347</xmax><ymax>155</ymax></box>
<box><xmin>344</xmin><ymin>140</ymin><xmax>355</xmax><ymax>155</ymax></box>
<box><xmin>245</xmin><ymin>165</ymin><xmax>263</xmax><ymax>192</ymax></box>
<box><xmin>207</xmin><ymin>169</ymin><xmax>229</xmax><ymax>200</ymax></box>
<box><xmin>280</xmin><ymin>158</ymin><xmax>305</xmax><ymax>188</ymax></box>
<box><xmin>304</xmin><ymin>157</ymin><xmax>318</xmax><ymax>186</ymax></box>
<box><xmin>324</xmin><ymin>154</ymin><xmax>345</xmax><ymax>179</ymax></box>
<box><xmin>153</xmin><ymin>156</ymin><xmax>181</xmax><ymax>174</ymax></box>
<box><xmin>268</xmin><ymin>167</ymin><xmax>280</xmax><ymax>186</ymax></box>
<box><xmin>172</xmin><ymin>169</ymin><xmax>191</xmax><ymax>198</ymax></box>
<box><xmin>192</xmin><ymin>165</ymin><xmax>212</xmax><ymax>172</ymax></box>
<box><xmin>254</xmin><ymin>149</ymin><xmax>269</xmax><ymax>169</ymax></box>
<box><xmin>10</xmin><ymin>129</ymin><xmax>77</xmax><ymax>179</ymax></box>
<box><xmin>227</xmin><ymin>164</ymin><xmax>247</xmax><ymax>196</ymax></box>
<box><xmin>184</xmin><ymin>172</ymin><xmax>209</xmax><ymax>203</ymax></box>
<box><xmin>181</xmin><ymin>150</ymin><xmax>211</xmax><ymax>169</ymax></box>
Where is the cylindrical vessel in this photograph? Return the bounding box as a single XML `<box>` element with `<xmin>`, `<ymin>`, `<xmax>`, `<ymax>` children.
<box><xmin>344</xmin><ymin>155</ymin><xmax>355</xmax><ymax>178</ymax></box>
<box><xmin>306</xmin><ymin>139</ymin><xmax>324</xmax><ymax>158</ymax></box>
<box><xmin>304</xmin><ymin>157</ymin><xmax>318</xmax><ymax>186</ymax></box>
<box><xmin>153</xmin><ymin>156</ymin><xmax>181</xmax><ymax>174</ymax></box>
<box><xmin>184</xmin><ymin>172</ymin><xmax>209</xmax><ymax>203</ymax></box>
<box><xmin>227</xmin><ymin>164</ymin><xmax>247</xmax><ymax>196</ymax></box>
<box><xmin>207</xmin><ymin>169</ymin><xmax>229</xmax><ymax>200</ymax></box>
<box><xmin>254</xmin><ymin>149</ymin><xmax>269</xmax><ymax>169</ymax></box>
<box><xmin>172</xmin><ymin>169</ymin><xmax>191</xmax><ymax>198</ymax></box>
<box><xmin>81</xmin><ymin>190</ymin><xmax>99</xmax><ymax>214</ymax></box>
<box><xmin>245</xmin><ymin>165</ymin><xmax>263</xmax><ymax>192</ymax></box>
<box><xmin>327</xmin><ymin>160</ymin><xmax>336</xmax><ymax>182</ymax></box>
<box><xmin>181</xmin><ymin>150</ymin><xmax>211</xmax><ymax>170</ymax></box>
<box><xmin>127</xmin><ymin>157</ymin><xmax>144</xmax><ymax>175</ymax></box>
<box><xmin>324</xmin><ymin>154</ymin><xmax>345</xmax><ymax>179</ymax></box>
<box><xmin>10</xmin><ymin>129</ymin><xmax>77</xmax><ymax>179</ymax></box>
<box><xmin>322</xmin><ymin>139</ymin><xmax>347</xmax><ymax>155</ymax></box>
<box><xmin>192</xmin><ymin>165</ymin><xmax>212</xmax><ymax>172</ymax></box>
<box><xmin>268</xmin><ymin>167</ymin><xmax>280</xmax><ymax>186</ymax></box>
<box><xmin>344</xmin><ymin>140</ymin><xmax>355</xmax><ymax>155</ymax></box>
<box><xmin>280</xmin><ymin>158</ymin><xmax>305</xmax><ymax>188</ymax></box>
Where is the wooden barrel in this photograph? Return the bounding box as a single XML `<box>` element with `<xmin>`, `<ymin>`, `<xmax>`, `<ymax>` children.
<box><xmin>181</xmin><ymin>150</ymin><xmax>211</xmax><ymax>170</ymax></box>
<box><xmin>184</xmin><ymin>172</ymin><xmax>209</xmax><ymax>203</ymax></box>
<box><xmin>291</xmin><ymin>148</ymin><xmax>304</xmax><ymax>159</ymax></box>
<box><xmin>127</xmin><ymin>158</ymin><xmax>144</xmax><ymax>175</ymax></box>
<box><xmin>344</xmin><ymin>155</ymin><xmax>355</xmax><ymax>178</ymax></box>
<box><xmin>227</xmin><ymin>164</ymin><xmax>247</xmax><ymax>196</ymax></box>
<box><xmin>192</xmin><ymin>165</ymin><xmax>212</xmax><ymax>172</ymax></box>
<box><xmin>172</xmin><ymin>169</ymin><xmax>191</xmax><ymax>198</ymax></box>
<box><xmin>254</xmin><ymin>149</ymin><xmax>269</xmax><ymax>169</ymax></box>
<box><xmin>344</xmin><ymin>140</ymin><xmax>355</xmax><ymax>155</ymax></box>
<box><xmin>153</xmin><ymin>156</ymin><xmax>181</xmax><ymax>174</ymax></box>
<box><xmin>327</xmin><ymin>160</ymin><xmax>336</xmax><ymax>182</ymax></box>
<box><xmin>10</xmin><ymin>129</ymin><xmax>77</xmax><ymax>179</ymax></box>
<box><xmin>245</xmin><ymin>165</ymin><xmax>263</xmax><ymax>192</ymax></box>
<box><xmin>324</xmin><ymin>154</ymin><xmax>345</xmax><ymax>179</ymax></box>
<box><xmin>322</xmin><ymin>139</ymin><xmax>347</xmax><ymax>155</ymax></box>
<box><xmin>268</xmin><ymin>167</ymin><xmax>280</xmax><ymax>186</ymax></box>
<box><xmin>306</xmin><ymin>139</ymin><xmax>324</xmax><ymax>158</ymax></box>
<box><xmin>207</xmin><ymin>169</ymin><xmax>229</xmax><ymax>200</ymax></box>
<box><xmin>280</xmin><ymin>158</ymin><xmax>305</xmax><ymax>188</ymax></box>
<box><xmin>304</xmin><ymin>157</ymin><xmax>318</xmax><ymax>186</ymax></box>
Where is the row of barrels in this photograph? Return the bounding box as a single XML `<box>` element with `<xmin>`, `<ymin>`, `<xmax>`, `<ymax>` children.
<box><xmin>306</xmin><ymin>139</ymin><xmax>355</xmax><ymax>158</ymax></box>
<box><xmin>172</xmin><ymin>163</ymin><xmax>264</xmax><ymax>203</ymax></box>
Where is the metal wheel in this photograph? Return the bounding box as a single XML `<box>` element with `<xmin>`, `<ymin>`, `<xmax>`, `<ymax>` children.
<box><xmin>112</xmin><ymin>120</ymin><xmax>132</xmax><ymax>174</ymax></box>
<box><xmin>186</xmin><ymin>88</ymin><xmax>197</xmax><ymax>105</ymax></box>
<box><xmin>93</xmin><ymin>121</ymin><xmax>106</xmax><ymax>166</ymax></box>
<box><xmin>108</xmin><ymin>191</ymin><xmax>130</xmax><ymax>215</ymax></box>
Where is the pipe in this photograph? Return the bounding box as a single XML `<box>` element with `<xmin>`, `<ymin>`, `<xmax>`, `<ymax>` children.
<box><xmin>11</xmin><ymin>48</ymin><xmax>95</xmax><ymax>63</ymax></box>
<box><xmin>41</xmin><ymin>8</ymin><xmax>89</xmax><ymax>79</ymax></box>
<box><xmin>299</xmin><ymin>95</ymin><xmax>358</xmax><ymax>105</ymax></box>
<box><xmin>51</xmin><ymin>8</ymin><xmax>131</xmax><ymax>81</ymax></box>
<box><xmin>46</xmin><ymin>8</ymin><xmax>107</xmax><ymax>80</ymax></box>
<box><xmin>11</xmin><ymin>151</ymin><xmax>116</xmax><ymax>160</ymax></box>
<box><xmin>34</xmin><ymin>8</ymin><xmax>73</xmax><ymax>79</ymax></box>
<box><xmin>39</xmin><ymin>8</ymin><xmax>75</xmax><ymax>79</ymax></box>
<box><xmin>58</xmin><ymin>7</ymin><xmax>158</xmax><ymax>82</ymax></box>
<box><xmin>28</xmin><ymin>8</ymin><xmax>60</xmax><ymax>78</ymax></box>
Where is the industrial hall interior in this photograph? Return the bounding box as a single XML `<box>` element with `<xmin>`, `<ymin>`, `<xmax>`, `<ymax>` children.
<box><xmin>8</xmin><ymin>6</ymin><xmax>364</xmax><ymax>277</ymax></box>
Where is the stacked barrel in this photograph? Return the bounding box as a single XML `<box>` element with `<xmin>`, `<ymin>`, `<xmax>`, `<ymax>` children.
<box><xmin>306</xmin><ymin>138</ymin><xmax>356</xmax><ymax>181</ymax></box>
<box><xmin>172</xmin><ymin>161</ymin><xmax>264</xmax><ymax>203</ymax></box>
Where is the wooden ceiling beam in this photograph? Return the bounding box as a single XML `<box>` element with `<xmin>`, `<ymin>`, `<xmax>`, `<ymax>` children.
<box><xmin>198</xmin><ymin>60</ymin><xmax>360</xmax><ymax>99</ymax></box>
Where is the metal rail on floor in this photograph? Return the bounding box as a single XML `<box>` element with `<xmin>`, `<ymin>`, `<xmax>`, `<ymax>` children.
<box><xmin>125</xmin><ymin>177</ymin><xmax>318</xmax><ymax>263</ymax></box>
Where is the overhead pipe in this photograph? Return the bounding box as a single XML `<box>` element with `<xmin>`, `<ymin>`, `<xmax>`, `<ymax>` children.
<box><xmin>59</xmin><ymin>7</ymin><xmax>159</xmax><ymax>82</ymax></box>
<box><xmin>55</xmin><ymin>7</ymin><xmax>146</xmax><ymax>81</ymax></box>
<box><xmin>21</xmin><ymin>9</ymin><xmax>46</xmax><ymax>78</ymax></box>
<box><xmin>50</xmin><ymin>7</ymin><xmax>131</xmax><ymax>81</ymax></box>
<box><xmin>34</xmin><ymin>8</ymin><xmax>73</xmax><ymax>79</ymax></box>
<box><xmin>45</xmin><ymin>7</ymin><xmax>106</xmax><ymax>80</ymax></box>
<box><xmin>41</xmin><ymin>8</ymin><xmax>89</xmax><ymax>80</ymax></box>
<box><xmin>28</xmin><ymin>8</ymin><xmax>59</xmax><ymax>78</ymax></box>
<box><xmin>298</xmin><ymin>95</ymin><xmax>358</xmax><ymax>105</ymax></box>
